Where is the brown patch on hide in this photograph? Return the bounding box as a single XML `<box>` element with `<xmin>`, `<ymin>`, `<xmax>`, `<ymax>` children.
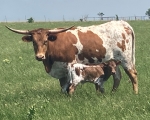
<box><xmin>122</xmin><ymin>33</ymin><xmax>126</xmax><ymax>40</ymax></box>
<box><xmin>124</xmin><ymin>27</ymin><xmax>132</xmax><ymax>35</ymax></box>
<box><xmin>117</xmin><ymin>40</ymin><xmax>126</xmax><ymax>52</ymax></box>
<box><xmin>77</xmin><ymin>30</ymin><xmax>106</xmax><ymax>63</ymax></box>
<box><xmin>75</xmin><ymin>67</ymin><xmax>80</xmax><ymax>76</ymax></box>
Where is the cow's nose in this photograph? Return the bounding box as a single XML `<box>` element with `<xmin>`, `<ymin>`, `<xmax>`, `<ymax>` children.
<box><xmin>111</xmin><ymin>68</ymin><xmax>116</xmax><ymax>74</ymax></box>
<box><xmin>36</xmin><ymin>54</ymin><xmax>45</xmax><ymax>61</ymax></box>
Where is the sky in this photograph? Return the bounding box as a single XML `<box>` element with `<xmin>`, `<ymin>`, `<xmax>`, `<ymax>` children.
<box><xmin>0</xmin><ymin>0</ymin><xmax>150</xmax><ymax>22</ymax></box>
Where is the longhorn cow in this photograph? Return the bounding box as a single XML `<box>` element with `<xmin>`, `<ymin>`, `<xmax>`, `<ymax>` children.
<box><xmin>5</xmin><ymin>20</ymin><xmax>138</xmax><ymax>94</ymax></box>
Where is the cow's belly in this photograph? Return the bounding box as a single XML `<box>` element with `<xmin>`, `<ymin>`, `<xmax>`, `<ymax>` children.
<box><xmin>75</xmin><ymin>46</ymin><xmax>132</xmax><ymax>70</ymax></box>
<box><xmin>49</xmin><ymin>62</ymin><xmax>68</xmax><ymax>79</ymax></box>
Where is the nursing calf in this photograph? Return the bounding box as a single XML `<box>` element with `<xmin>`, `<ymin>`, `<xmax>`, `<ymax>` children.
<box><xmin>46</xmin><ymin>60</ymin><xmax>121</xmax><ymax>94</ymax></box>
<box><xmin>68</xmin><ymin>61</ymin><xmax>121</xmax><ymax>94</ymax></box>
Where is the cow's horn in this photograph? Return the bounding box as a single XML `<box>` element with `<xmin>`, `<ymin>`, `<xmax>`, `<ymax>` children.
<box><xmin>48</xmin><ymin>26</ymin><xmax>74</xmax><ymax>34</ymax></box>
<box><xmin>5</xmin><ymin>26</ymin><xmax>30</xmax><ymax>34</ymax></box>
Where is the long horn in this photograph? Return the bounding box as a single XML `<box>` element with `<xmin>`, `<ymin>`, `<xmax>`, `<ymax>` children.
<box><xmin>48</xmin><ymin>26</ymin><xmax>74</xmax><ymax>34</ymax></box>
<box><xmin>5</xmin><ymin>26</ymin><xmax>30</xmax><ymax>34</ymax></box>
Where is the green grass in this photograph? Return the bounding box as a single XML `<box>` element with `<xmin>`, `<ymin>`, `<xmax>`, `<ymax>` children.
<box><xmin>0</xmin><ymin>21</ymin><xmax>150</xmax><ymax>120</ymax></box>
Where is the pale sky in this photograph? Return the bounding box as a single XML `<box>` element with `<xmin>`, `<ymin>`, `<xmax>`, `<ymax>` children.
<box><xmin>0</xmin><ymin>0</ymin><xmax>150</xmax><ymax>22</ymax></box>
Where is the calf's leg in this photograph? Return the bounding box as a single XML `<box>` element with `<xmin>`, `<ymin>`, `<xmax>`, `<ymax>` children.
<box><xmin>68</xmin><ymin>84</ymin><xmax>77</xmax><ymax>95</ymax></box>
<box><xmin>95</xmin><ymin>77</ymin><xmax>105</xmax><ymax>93</ymax></box>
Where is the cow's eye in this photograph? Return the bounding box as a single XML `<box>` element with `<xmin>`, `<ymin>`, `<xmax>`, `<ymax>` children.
<box><xmin>43</xmin><ymin>40</ymin><xmax>48</xmax><ymax>45</ymax></box>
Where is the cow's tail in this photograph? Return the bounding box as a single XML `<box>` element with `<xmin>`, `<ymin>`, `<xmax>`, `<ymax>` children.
<box><xmin>131</xmin><ymin>27</ymin><xmax>135</xmax><ymax>65</ymax></box>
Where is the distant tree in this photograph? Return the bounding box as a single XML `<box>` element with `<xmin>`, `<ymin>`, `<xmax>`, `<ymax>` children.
<box><xmin>79</xmin><ymin>19</ymin><xmax>83</xmax><ymax>22</ymax></box>
<box><xmin>145</xmin><ymin>8</ymin><xmax>150</xmax><ymax>19</ymax></box>
<box><xmin>97</xmin><ymin>12</ymin><xmax>104</xmax><ymax>20</ymax></box>
<box><xmin>27</xmin><ymin>17</ymin><xmax>34</xmax><ymax>23</ymax></box>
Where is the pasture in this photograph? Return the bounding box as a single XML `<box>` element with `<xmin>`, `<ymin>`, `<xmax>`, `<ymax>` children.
<box><xmin>0</xmin><ymin>20</ymin><xmax>150</xmax><ymax>120</ymax></box>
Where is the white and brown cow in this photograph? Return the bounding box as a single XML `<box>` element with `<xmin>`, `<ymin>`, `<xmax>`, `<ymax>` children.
<box><xmin>68</xmin><ymin>61</ymin><xmax>121</xmax><ymax>94</ymax></box>
<box><xmin>6</xmin><ymin>20</ymin><xmax>138</xmax><ymax>94</ymax></box>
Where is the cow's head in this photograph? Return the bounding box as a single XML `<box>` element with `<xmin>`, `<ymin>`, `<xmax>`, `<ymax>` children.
<box><xmin>5</xmin><ymin>26</ymin><xmax>73</xmax><ymax>61</ymax></box>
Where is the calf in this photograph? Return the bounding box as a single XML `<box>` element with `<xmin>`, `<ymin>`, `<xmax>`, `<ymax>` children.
<box><xmin>68</xmin><ymin>61</ymin><xmax>121</xmax><ymax>94</ymax></box>
<box><xmin>43</xmin><ymin>58</ymin><xmax>121</xmax><ymax>94</ymax></box>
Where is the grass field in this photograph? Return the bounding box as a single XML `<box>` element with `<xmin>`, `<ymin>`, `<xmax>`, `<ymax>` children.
<box><xmin>0</xmin><ymin>20</ymin><xmax>150</xmax><ymax>120</ymax></box>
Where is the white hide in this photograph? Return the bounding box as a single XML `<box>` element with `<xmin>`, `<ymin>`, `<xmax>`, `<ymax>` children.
<box><xmin>70</xmin><ymin>63</ymin><xmax>104</xmax><ymax>86</ymax></box>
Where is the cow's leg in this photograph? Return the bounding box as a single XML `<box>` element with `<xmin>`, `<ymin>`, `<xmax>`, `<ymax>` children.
<box><xmin>59</xmin><ymin>76</ymin><xmax>70</xmax><ymax>93</ymax></box>
<box><xmin>124</xmin><ymin>67</ymin><xmax>138</xmax><ymax>94</ymax></box>
<box><xmin>95</xmin><ymin>83</ymin><xmax>100</xmax><ymax>92</ymax></box>
<box><xmin>95</xmin><ymin>66</ymin><xmax>112</xmax><ymax>93</ymax></box>
<box><xmin>95</xmin><ymin>65</ymin><xmax>122</xmax><ymax>93</ymax></box>
<box><xmin>59</xmin><ymin>77</ymin><xmax>67</xmax><ymax>88</ymax></box>
<box><xmin>112</xmin><ymin>65</ymin><xmax>122</xmax><ymax>92</ymax></box>
<box><xmin>59</xmin><ymin>63</ymin><xmax>75</xmax><ymax>93</ymax></box>
<box><xmin>95</xmin><ymin>78</ymin><xmax>105</xmax><ymax>93</ymax></box>
<box><xmin>99</xmin><ymin>81</ymin><xmax>105</xmax><ymax>93</ymax></box>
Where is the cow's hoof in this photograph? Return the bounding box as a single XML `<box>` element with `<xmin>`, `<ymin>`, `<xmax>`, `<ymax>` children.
<box><xmin>100</xmin><ymin>88</ymin><xmax>105</xmax><ymax>93</ymax></box>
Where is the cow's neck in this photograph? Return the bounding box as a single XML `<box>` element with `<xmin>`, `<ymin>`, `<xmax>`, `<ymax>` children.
<box><xmin>48</xmin><ymin>33</ymin><xmax>78</xmax><ymax>63</ymax></box>
<box><xmin>42</xmin><ymin>56</ymin><xmax>54</xmax><ymax>73</ymax></box>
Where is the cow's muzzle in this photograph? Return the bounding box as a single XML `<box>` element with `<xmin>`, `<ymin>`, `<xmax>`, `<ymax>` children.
<box><xmin>36</xmin><ymin>54</ymin><xmax>46</xmax><ymax>61</ymax></box>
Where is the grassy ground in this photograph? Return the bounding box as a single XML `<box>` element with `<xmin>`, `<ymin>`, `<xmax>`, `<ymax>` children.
<box><xmin>0</xmin><ymin>20</ymin><xmax>150</xmax><ymax>120</ymax></box>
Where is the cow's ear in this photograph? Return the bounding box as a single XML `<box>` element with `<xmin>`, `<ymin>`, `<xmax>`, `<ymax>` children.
<box><xmin>22</xmin><ymin>35</ymin><xmax>32</xmax><ymax>42</ymax></box>
<box><xmin>48</xmin><ymin>35</ymin><xmax>57</xmax><ymax>41</ymax></box>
